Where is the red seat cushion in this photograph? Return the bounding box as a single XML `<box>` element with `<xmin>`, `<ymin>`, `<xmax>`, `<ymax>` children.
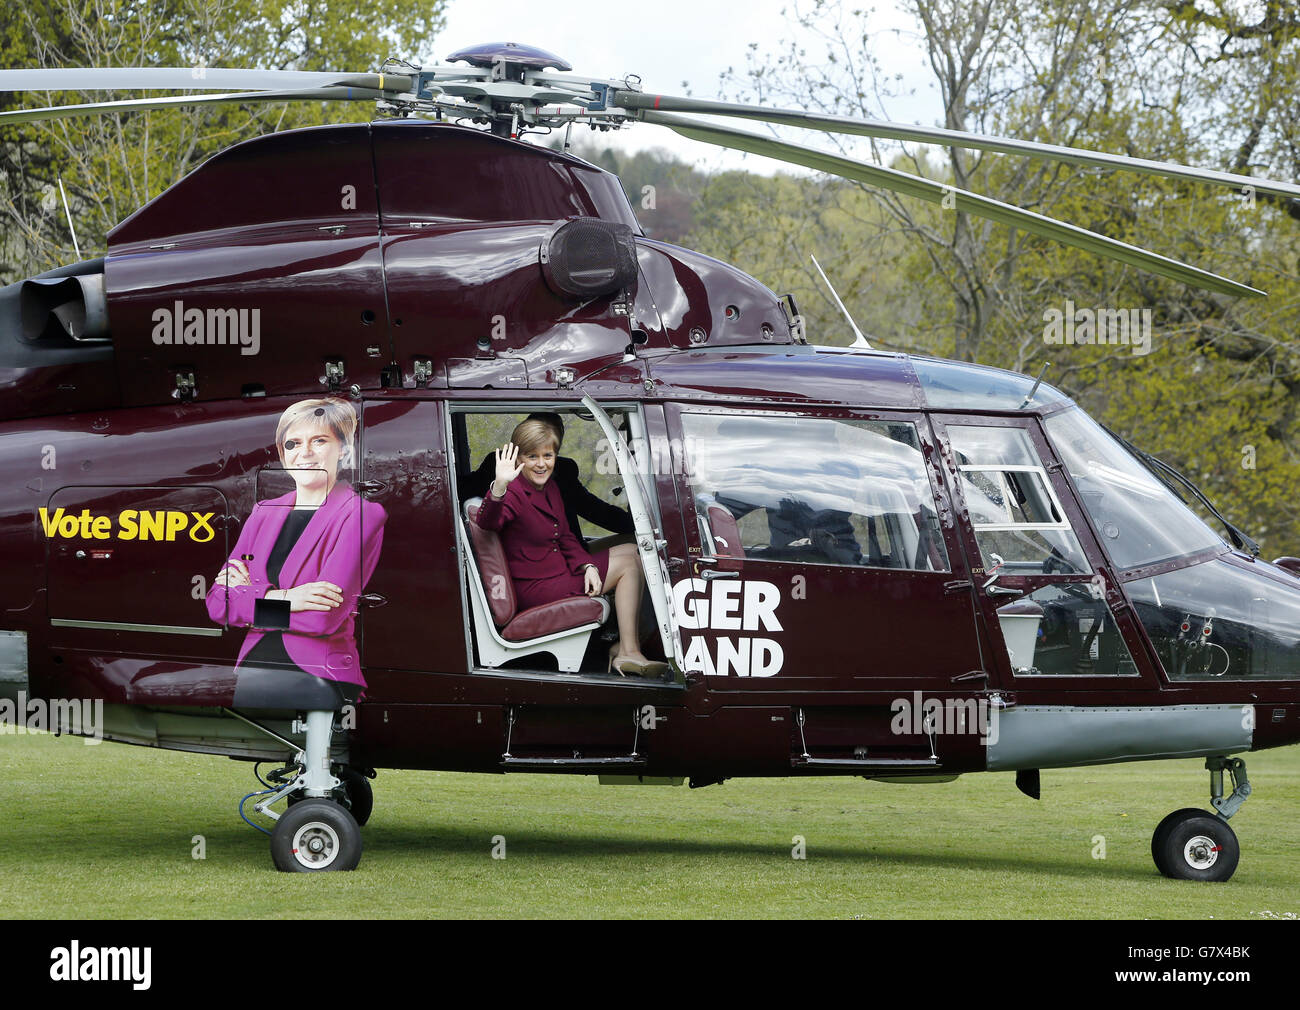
<box><xmin>501</xmin><ymin>596</ymin><xmax>608</xmax><ymax>642</ymax></box>
<box><xmin>465</xmin><ymin>501</ymin><xmax>517</xmax><ymax>626</ymax></box>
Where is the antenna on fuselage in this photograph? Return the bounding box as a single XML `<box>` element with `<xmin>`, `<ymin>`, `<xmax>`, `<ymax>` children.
<box><xmin>810</xmin><ymin>254</ymin><xmax>870</xmax><ymax>349</ymax></box>
<box><xmin>1019</xmin><ymin>362</ymin><xmax>1050</xmax><ymax>410</ymax></box>
<box><xmin>58</xmin><ymin>176</ymin><xmax>81</xmax><ymax>261</ymax></box>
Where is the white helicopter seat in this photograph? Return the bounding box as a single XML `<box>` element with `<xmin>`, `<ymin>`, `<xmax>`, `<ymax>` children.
<box><xmin>460</xmin><ymin>498</ymin><xmax>610</xmax><ymax>672</ymax></box>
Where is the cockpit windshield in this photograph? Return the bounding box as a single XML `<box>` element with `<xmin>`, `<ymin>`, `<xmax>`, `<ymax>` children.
<box><xmin>1045</xmin><ymin>408</ymin><xmax>1224</xmax><ymax>572</ymax></box>
<box><xmin>1100</xmin><ymin>425</ymin><xmax>1259</xmax><ymax>556</ymax></box>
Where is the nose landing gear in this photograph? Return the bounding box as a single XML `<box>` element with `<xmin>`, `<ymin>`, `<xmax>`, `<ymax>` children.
<box><xmin>1150</xmin><ymin>757</ymin><xmax>1249</xmax><ymax>882</ymax></box>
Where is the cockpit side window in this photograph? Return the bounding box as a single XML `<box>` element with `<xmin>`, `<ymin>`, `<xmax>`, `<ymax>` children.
<box><xmin>947</xmin><ymin>425</ymin><xmax>1091</xmax><ymax>577</ymax></box>
<box><xmin>679</xmin><ymin>413</ymin><xmax>950</xmax><ymax>572</ymax></box>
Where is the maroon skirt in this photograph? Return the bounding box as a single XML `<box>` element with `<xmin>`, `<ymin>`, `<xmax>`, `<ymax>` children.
<box><xmin>514</xmin><ymin>549</ymin><xmax>610</xmax><ymax>611</ymax></box>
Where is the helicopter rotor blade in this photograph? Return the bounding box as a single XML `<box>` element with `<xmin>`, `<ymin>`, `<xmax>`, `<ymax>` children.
<box><xmin>616</xmin><ymin>92</ymin><xmax>1300</xmax><ymax>202</ymax></box>
<box><xmin>0</xmin><ymin>88</ymin><xmax>392</xmax><ymax>127</ymax></box>
<box><xmin>0</xmin><ymin>67</ymin><xmax>414</xmax><ymax>95</ymax></box>
<box><xmin>641</xmin><ymin>110</ymin><xmax>1266</xmax><ymax>299</ymax></box>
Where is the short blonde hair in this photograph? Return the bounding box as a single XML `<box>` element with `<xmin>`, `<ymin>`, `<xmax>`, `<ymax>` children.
<box><xmin>512</xmin><ymin>418</ymin><xmax>560</xmax><ymax>455</ymax></box>
<box><xmin>276</xmin><ymin>397</ymin><xmax>357</xmax><ymax>466</ymax></box>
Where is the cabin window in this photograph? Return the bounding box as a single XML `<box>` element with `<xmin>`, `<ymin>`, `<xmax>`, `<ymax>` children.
<box><xmin>679</xmin><ymin>413</ymin><xmax>949</xmax><ymax>571</ymax></box>
<box><xmin>947</xmin><ymin>425</ymin><xmax>1091</xmax><ymax>576</ymax></box>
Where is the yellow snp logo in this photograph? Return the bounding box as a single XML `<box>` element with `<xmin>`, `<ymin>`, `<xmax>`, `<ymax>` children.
<box><xmin>39</xmin><ymin>507</ymin><xmax>216</xmax><ymax>543</ymax></box>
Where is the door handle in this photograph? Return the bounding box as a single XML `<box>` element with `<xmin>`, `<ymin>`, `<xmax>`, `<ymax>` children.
<box><xmin>353</xmin><ymin>479</ymin><xmax>387</xmax><ymax>499</ymax></box>
<box><xmin>701</xmin><ymin>569</ymin><xmax>739</xmax><ymax>581</ymax></box>
<box><xmin>986</xmin><ymin>585</ymin><xmax>1023</xmax><ymax>597</ymax></box>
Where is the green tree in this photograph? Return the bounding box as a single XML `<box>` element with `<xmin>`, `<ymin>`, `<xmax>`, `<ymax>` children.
<box><xmin>697</xmin><ymin>0</ymin><xmax>1300</xmax><ymax>552</ymax></box>
<box><xmin>1</xmin><ymin>0</ymin><xmax>446</xmax><ymax>280</ymax></box>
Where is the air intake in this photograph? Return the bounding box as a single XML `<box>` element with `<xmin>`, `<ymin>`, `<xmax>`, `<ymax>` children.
<box><xmin>539</xmin><ymin>218</ymin><xmax>637</xmax><ymax>300</ymax></box>
<box><xmin>20</xmin><ymin>273</ymin><xmax>109</xmax><ymax>342</ymax></box>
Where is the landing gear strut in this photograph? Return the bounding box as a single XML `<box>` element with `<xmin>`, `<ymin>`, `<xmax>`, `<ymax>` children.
<box><xmin>1150</xmin><ymin>757</ymin><xmax>1249</xmax><ymax>882</ymax></box>
<box><xmin>286</xmin><ymin>764</ymin><xmax>375</xmax><ymax>826</ymax></box>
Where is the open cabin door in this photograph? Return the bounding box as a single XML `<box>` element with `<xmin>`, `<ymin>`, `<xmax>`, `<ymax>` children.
<box><xmin>357</xmin><ymin>398</ymin><xmax>465</xmax><ymax>673</ymax></box>
<box><xmin>580</xmin><ymin>394</ymin><xmax>682</xmax><ymax>671</ymax></box>
<box><xmin>442</xmin><ymin>400</ymin><xmax>680</xmax><ymax>771</ymax></box>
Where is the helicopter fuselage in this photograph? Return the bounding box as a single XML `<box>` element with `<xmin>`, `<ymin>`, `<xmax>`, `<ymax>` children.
<box><xmin>2</xmin><ymin>121</ymin><xmax>1298</xmax><ymax>790</ymax></box>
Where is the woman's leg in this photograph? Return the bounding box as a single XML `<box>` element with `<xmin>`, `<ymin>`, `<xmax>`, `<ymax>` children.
<box><xmin>600</xmin><ymin>543</ymin><xmax>650</xmax><ymax>663</ymax></box>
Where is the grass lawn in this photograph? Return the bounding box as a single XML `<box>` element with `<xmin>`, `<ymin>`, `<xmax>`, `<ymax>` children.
<box><xmin>1</xmin><ymin>732</ymin><xmax>1297</xmax><ymax>919</ymax></box>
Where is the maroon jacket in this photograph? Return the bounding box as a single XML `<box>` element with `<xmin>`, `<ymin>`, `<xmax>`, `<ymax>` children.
<box><xmin>473</xmin><ymin>477</ymin><xmax>596</xmax><ymax>586</ymax></box>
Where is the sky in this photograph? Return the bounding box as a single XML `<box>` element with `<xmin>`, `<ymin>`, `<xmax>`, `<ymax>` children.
<box><xmin>434</xmin><ymin>0</ymin><xmax>941</xmax><ymax>174</ymax></box>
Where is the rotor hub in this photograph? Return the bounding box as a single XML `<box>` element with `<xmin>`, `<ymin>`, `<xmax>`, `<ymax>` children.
<box><xmin>446</xmin><ymin>42</ymin><xmax>572</xmax><ymax>79</ymax></box>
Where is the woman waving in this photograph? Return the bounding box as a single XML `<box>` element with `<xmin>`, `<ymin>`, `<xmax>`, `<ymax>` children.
<box><xmin>474</xmin><ymin>418</ymin><xmax>664</xmax><ymax>677</ymax></box>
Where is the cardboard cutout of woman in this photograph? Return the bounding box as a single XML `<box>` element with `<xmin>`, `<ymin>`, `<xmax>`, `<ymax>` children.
<box><xmin>206</xmin><ymin>398</ymin><xmax>386</xmax><ymax>691</ymax></box>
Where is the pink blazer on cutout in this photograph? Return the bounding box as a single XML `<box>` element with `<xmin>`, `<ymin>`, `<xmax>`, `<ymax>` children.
<box><xmin>205</xmin><ymin>483</ymin><xmax>386</xmax><ymax>687</ymax></box>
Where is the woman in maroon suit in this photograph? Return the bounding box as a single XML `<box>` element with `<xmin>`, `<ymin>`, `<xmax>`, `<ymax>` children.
<box><xmin>474</xmin><ymin>418</ymin><xmax>663</xmax><ymax>676</ymax></box>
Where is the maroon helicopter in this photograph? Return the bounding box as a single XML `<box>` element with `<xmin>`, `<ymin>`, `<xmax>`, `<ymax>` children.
<box><xmin>1</xmin><ymin>42</ymin><xmax>1298</xmax><ymax>878</ymax></box>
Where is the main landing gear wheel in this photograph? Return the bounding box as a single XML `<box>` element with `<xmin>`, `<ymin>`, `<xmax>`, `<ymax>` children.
<box><xmin>271</xmin><ymin>800</ymin><xmax>363</xmax><ymax>873</ymax></box>
<box><xmin>1151</xmin><ymin>809</ymin><xmax>1240</xmax><ymax>882</ymax></box>
<box><xmin>338</xmin><ymin>767</ymin><xmax>374</xmax><ymax>827</ymax></box>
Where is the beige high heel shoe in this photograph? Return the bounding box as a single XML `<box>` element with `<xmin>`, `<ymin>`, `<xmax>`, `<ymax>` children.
<box><xmin>608</xmin><ymin>643</ymin><xmax>646</xmax><ymax>677</ymax></box>
<box><xmin>636</xmin><ymin>660</ymin><xmax>671</xmax><ymax>680</ymax></box>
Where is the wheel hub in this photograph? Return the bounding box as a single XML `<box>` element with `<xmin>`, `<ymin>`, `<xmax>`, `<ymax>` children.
<box><xmin>1183</xmin><ymin>834</ymin><xmax>1220</xmax><ymax>870</ymax></box>
<box><xmin>292</xmin><ymin>822</ymin><xmax>340</xmax><ymax>869</ymax></box>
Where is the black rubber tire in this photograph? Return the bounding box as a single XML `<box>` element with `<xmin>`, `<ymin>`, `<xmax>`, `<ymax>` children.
<box><xmin>339</xmin><ymin>768</ymin><xmax>373</xmax><ymax>827</ymax></box>
<box><xmin>1157</xmin><ymin>811</ymin><xmax>1240</xmax><ymax>882</ymax></box>
<box><xmin>1151</xmin><ymin>807</ymin><xmax>1208</xmax><ymax>877</ymax></box>
<box><xmin>270</xmin><ymin>799</ymin><xmax>362</xmax><ymax>873</ymax></box>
